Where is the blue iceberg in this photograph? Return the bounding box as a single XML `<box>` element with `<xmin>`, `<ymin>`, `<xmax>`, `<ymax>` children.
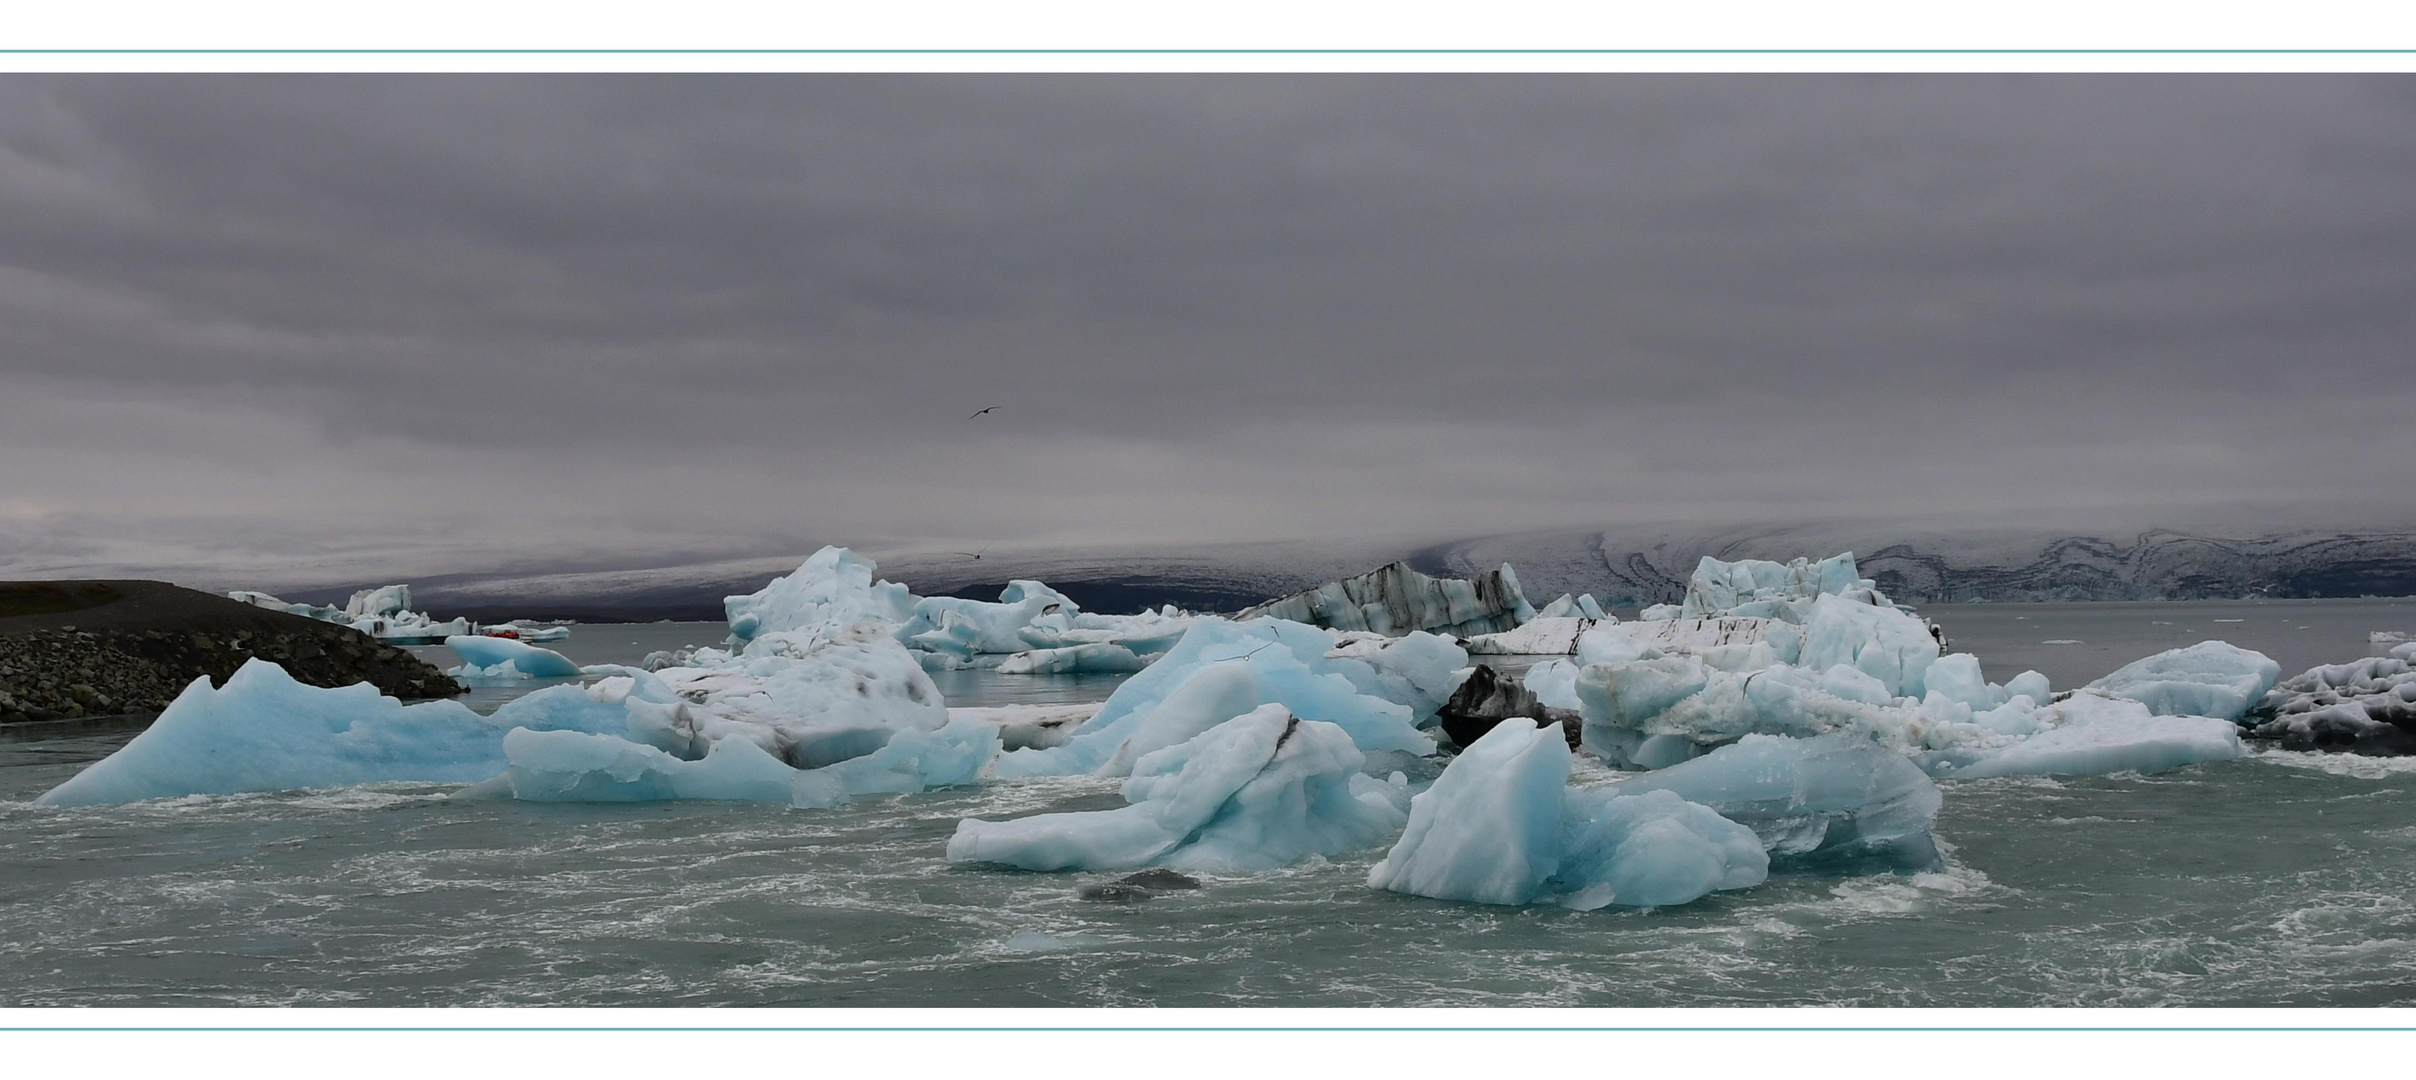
<box><xmin>947</xmin><ymin>705</ymin><xmax>1408</xmax><ymax>872</ymax></box>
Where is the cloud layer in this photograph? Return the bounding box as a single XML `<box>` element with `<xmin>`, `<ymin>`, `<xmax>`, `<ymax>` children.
<box><xmin>4</xmin><ymin>75</ymin><xmax>2411</xmax><ymax>586</ymax></box>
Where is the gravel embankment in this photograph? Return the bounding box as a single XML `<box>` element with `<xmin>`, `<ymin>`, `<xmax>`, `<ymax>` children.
<box><xmin>1</xmin><ymin>580</ymin><xmax>463</xmax><ymax>724</ymax></box>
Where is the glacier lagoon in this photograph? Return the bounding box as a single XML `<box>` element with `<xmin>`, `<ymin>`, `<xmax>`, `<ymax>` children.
<box><xmin>4</xmin><ymin>601</ymin><xmax>2415</xmax><ymax>1007</ymax></box>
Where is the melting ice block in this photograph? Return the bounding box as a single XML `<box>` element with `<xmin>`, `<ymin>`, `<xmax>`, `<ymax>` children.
<box><xmin>1678</xmin><ymin>552</ymin><xmax>1893</xmax><ymax>622</ymax></box>
<box><xmin>2085</xmin><ymin>641</ymin><xmax>2280</xmax><ymax>723</ymax></box>
<box><xmin>444</xmin><ymin>635</ymin><xmax>582</xmax><ymax>679</ymax></box>
<box><xmin>993</xmin><ymin>617</ymin><xmax>1438</xmax><ymax>778</ymax></box>
<box><xmin>1237</xmin><ymin>562</ymin><xmax>1534</xmax><ymax>638</ymax></box>
<box><xmin>494</xmin><ymin>717</ymin><xmax>1002</xmax><ymax>807</ymax></box>
<box><xmin>723</xmin><ymin>546</ymin><xmax>918</xmax><ymax>645</ymax></box>
<box><xmin>35</xmin><ymin>659</ymin><xmax>626</xmax><ymax>806</ymax></box>
<box><xmin>947</xmin><ymin>705</ymin><xmax>1407</xmax><ymax>872</ymax></box>
<box><xmin>996</xmin><ymin>642</ymin><xmax>1150</xmax><ymax>674</ymax></box>
<box><xmin>1614</xmin><ymin>734</ymin><xmax>1943</xmax><ymax>869</ymax></box>
<box><xmin>644</xmin><ymin>623</ymin><xmax>949</xmax><ymax>769</ymax></box>
<box><xmin>1950</xmin><ymin>693</ymin><xmax>2245</xmax><ymax>778</ymax></box>
<box><xmin>1797</xmin><ymin>593</ymin><xmax>1941</xmax><ymax>699</ymax></box>
<box><xmin>1368</xmin><ymin>718</ymin><xmax>1572</xmax><ymax>905</ymax></box>
<box><xmin>1367</xmin><ymin>719</ymin><xmax>1767</xmax><ymax>908</ymax></box>
<box><xmin>2250</xmin><ymin>655</ymin><xmax>2416</xmax><ymax>755</ymax></box>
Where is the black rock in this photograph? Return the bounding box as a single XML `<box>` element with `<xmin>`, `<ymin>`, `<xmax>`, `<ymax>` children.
<box><xmin>1076</xmin><ymin>868</ymin><xmax>1205</xmax><ymax>903</ymax></box>
<box><xmin>1436</xmin><ymin>664</ymin><xmax>1581</xmax><ymax>751</ymax></box>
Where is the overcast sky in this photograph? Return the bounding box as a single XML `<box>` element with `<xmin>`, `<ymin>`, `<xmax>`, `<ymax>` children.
<box><xmin>3</xmin><ymin>74</ymin><xmax>2413</xmax><ymax>585</ymax></box>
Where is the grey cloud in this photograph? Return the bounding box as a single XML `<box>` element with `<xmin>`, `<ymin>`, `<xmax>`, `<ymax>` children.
<box><xmin>2</xmin><ymin>74</ymin><xmax>2414</xmax><ymax>582</ymax></box>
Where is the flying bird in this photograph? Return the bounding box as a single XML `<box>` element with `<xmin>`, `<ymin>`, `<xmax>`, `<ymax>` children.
<box><xmin>968</xmin><ymin>406</ymin><xmax>999</xmax><ymax>419</ymax></box>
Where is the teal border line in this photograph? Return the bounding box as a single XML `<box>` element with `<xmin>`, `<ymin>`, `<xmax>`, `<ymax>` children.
<box><xmin>3</xmin><ymin>1025</ymin><xmax>2415</xmax><ymax>1032</ymax></box>
<box><xmin>2</xmin><ymin>48</ymin><xmax>2416</xmax><ymax>54</ymax></box>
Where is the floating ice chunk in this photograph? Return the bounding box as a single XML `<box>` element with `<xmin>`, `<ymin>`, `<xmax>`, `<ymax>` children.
<box><xmin>1578</xmin><ymin>616</ymin><xmax>1801</xmax><ymax>670</ymax></box>
<box><xmin>1522</xmin><ymin>659</ymin><xmax>1584</xmax><ymax>711</ymax></box>
<box><xmin>2397</xmin><ymin>641</ymin><xmax>2416</xmax><ymax>662</ymax></box>
<box><xmin>1465</xmin><ymin>617</ymin><xmax>1601</xmax><ymax>655</ymax></box>
<box><xmin>1237</xmin><ymin>562</ymin><xmax>1534</xmax><ymax>638</ymax></box>
<box><xmin>639</xmin><ymin>624</ymin><xmax>948</xmax><ymax>769</ymax></box>
<box><xmin>948</xmin><ymin>706</ymin><xmax>1404</xmax><ymax>872</ymax></box>
<box><xmin>724</xmin><ymin>546</ymin><xmax>918</xmax><ymax>646</ymax></box>
<box><xmin>1638</xmin><ymin>603</ymin><xmax>1682</xmax><ymax>620</ymax></box>
<box><xmin>995</xmin><ymin>618</ymin><xmax>1435</xmax><ymax>778</ymax></box>
<box><xmin>1368</xmin><ymin>719</ymin><xmax>1765</xmax><ymax>908</ymax></box>
<box><xmin>1336</xmin><ymin>631</ymin><xmax>1472</xmax><ymax>719</ymax></box>
<box><xmin>1952</xmin><ymin>693</ymin><xmax>2245</xmax><ymax>778</ymax></box>
<box><xmin>443</xmin><ymin>635</ymin><xmax>581</xmax><ymax>679</ymax></box>
<box><xmin>497</xmin><ymin>727</ymin><xmax>807</xmax><ymax>803</ymax></box>
<box><xmin>949</xmin><ymin>703</ymin><xmax>1103</xmax><ymax>751</ymax></box>
<box><xmin>2086</xmin><ymin>641</ymin><xmax>2280</xmax><ymax>723</ymax></box>
<box><xmin>1679</xmin><ymin>552</ymin><xmax>1891</xmax><ymax>622</ymax></box>
<box><xmin>1553</xmin><ymin>787</ymin><xmax>1768</xmax><ymax>910</ymax></box>
<box><xmin>2248</xmin><ymin>655</ymin><xmax>2416</xmax><ymax>755</ymax></box>
<box><xmin>1614</xmin><ymin>734</ymin><xmax>1943</xmax><ymax>869</ymax></box>
<box><xmin>996</xmin><ymin>642</ymin><xmax>1150</xmax><ymax>674</ymax></box>
<box><xmin>35</xmin><ymin>659</ymin><xmax>628</xmax><ymax>806</ymax></box>
<box><xmin>1434</xmin><ymin>664</ymin><xmax>1581</xmax><ymax>751</ymax></box>
<box><xmin>895</xmin><ymin>581</ymin><xmax>1079</xmax><ymax>655</ymax></box>
<box><xmin>227</xmin><ymin>584</ymin><xmax>477</xmax><ymax>642</ymax></box>
<box><xmin>494</xmin><ymin>717</ymin><xmax>1000</xmax><ymax>807</ymax></box>
<box><xmin>1532</xmin><ymin>594</ymin><xmax>1609</xmax><ymax>621</ymax></box>
<box><xmin>1574</xmin><ymin>625</ymin><xmax>1655</xmax><ymax>667</ymax></box>
<box><xmin>811</xmin><ymin>718</ymin><xmax>1002</xmax><ymax>800</ymax></box>
<box><xmin>1798</xmin><ymin>593</ymin><xmax>1941</xmax><ymax>699</ymax></box>
<box><xmin>1366</xmin><ymin>718</ymin><xmax>1571</xmax><ymax>905</ymax></box>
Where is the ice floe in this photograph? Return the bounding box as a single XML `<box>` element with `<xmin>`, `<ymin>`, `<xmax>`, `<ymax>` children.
<box><xmin>947</xmin><ymin>705</ymin><xmax>1408</xmax><ymax>872</ymax></box>
<box><xmin>443</xmin><ymin>634</ymin><xmax>582</xmax><ymax>680</ymax></box>
<box><xmin>2248</xmin><ymin>651</ymin><xmax>2416</xmax><ymax>755</ymax></box>
<box><xmin>1236</xmin><ymin>561</ymin><xmax>1534</xmax><ymax>637</ymax></box>
<box><xmin>2085</xmin><ymin>640</ymin><xmax>2280</xmax><ymax>723</ymax></box>
<box><xmin>1367</xmin><ymin>718</ymin><xmax>1766</xmax><ymax>908</ymax></box>
<box><xmin>991</xmin><ymin>617</ymin><xmax>1446</xmax><ymax>778</ymax></box>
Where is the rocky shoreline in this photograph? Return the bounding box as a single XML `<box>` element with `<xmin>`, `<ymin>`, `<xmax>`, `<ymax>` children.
<box><xmin>0</xmin><ymin>581</ymin><xmax>462</xmax><ymax>725</ymax></box>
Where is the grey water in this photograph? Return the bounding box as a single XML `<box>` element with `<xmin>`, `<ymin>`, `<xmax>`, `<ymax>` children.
<box><xmin>4</xmin><ymin>602</ymin><xmax>2416</xmax><ymax>1007</ymax></box>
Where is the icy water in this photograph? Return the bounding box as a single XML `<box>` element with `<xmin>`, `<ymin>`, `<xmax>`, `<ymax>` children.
<box><xmin>4</xmin><ymin>603</ymin><xmax>2416</xmax><ymax>1007</ymax></box>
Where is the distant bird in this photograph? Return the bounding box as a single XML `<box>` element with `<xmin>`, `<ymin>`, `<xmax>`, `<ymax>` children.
<box><xmin>968</xmin><ymin>406</ymin><xmax>999</xmax><ymax>419</ymax></box>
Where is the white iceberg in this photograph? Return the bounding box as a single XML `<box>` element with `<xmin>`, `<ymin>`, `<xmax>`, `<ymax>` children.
<box><xmin>2247</xmin><ymin>653</ymin><xmax>2416</xmax><ymax>755</ymax></box>
<box><xmin>1575</xmin><ymin>616</ymin><xmax>1801</xmax><ymax>672</ymax></box>
<box><xmin>993</xmin><ymin>617</ymin><xmax>1441</xmax><ymax>778</ymax></box>
<box><xmin>1614</xmin><ymin>733</ymin><xmax>1943</xmax><ymax>869</ymax></box>
<box><xmin>947</xmin><ymin>705</ymin><xmax>1407</xmax><ymax>872</ymax></box>
<box><xmin>1367</xmin><ymin>718</ymin><xmax>1766</xmax><ymax>908</ymax></box>
<box><xmin>1464</xmin><ymin>616</ymin><xmax>1604</xmax><ymax>656</ymax></box>
<box><xmin>1237</xmin><ymin>562</ymin><xmax>1535</xmax><ymax>638</ymax></box>
<box><xmin>2085</xmin><ymin>641</ymin><xmax>2280</xmax><ymax>723</ymax></box>
<box><xmin>490</xmin><ymin>716</ymin><xmax>1002</xmax><ymax>807</ymax></box>
<box><xmin>1532</xmin><ymin>593</ymin><xmax>1608</xmax><ymax>620</ymax></box>
<box><xmin>228</xmin><ymin>583</ymin><xmax>488</xmax><ymax>643</ymax></box>
<box><xmin>995</xmin><ymin>642</ymin><xmax>1151</xmax><ymax>674</ymax></box>
<box><xmin>724</xmin><ymin>547</ymin><xmax>1195</xmax><ymax>665</ymax></box>
<box><xmin>723</xmin><ymin>547</ymin><xmax>918</xmax><ymax>646</ymax></box>
<box><xmin>443</xmin><ymin>634</ymin><xmax>582</xmax><ymax>680</ymax></box>
<box><xmin>1679</xmin><ymin>552</ymin><xmax>1895</xmax><ymax>622</ymax></box>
